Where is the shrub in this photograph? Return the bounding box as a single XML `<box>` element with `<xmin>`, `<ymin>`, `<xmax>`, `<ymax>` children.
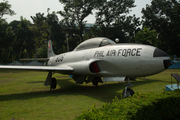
<box><xmin>76</xmin><ymin>90</ymin><xmax>180</xmax><ymax>120</ymax></box>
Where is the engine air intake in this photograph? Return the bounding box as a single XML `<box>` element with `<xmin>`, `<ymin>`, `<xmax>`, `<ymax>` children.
<box><xmin>90</xmin><ymin>62</ymin><xmax>100</xmax><ymax>73</ymax></box>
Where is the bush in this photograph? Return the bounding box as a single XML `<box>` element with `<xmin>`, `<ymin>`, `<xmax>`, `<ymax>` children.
<box><xmin>76</xmin><ymin>90</ymin><xmax>180</xmax><ymax>120</ymax></box>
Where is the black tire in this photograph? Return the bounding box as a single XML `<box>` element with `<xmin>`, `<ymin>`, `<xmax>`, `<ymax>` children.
<box><xmin>97</xmin><ymin>77</ymin><xmax>103</xmax><ymax>83</ymax></box>
<box><xmin>92</xmin><ymin>77</ymin><xmax>98</xmax><ymax>86</ymax></box>
<box><xmin>51</xmin><ymin>77</ymin><xmax>57</xmax><ymax>89</ymax></box>
<box><xmin>122</xmin><ymin>88</ymin><xmax>135</xmax><ymax>98</ymax></box>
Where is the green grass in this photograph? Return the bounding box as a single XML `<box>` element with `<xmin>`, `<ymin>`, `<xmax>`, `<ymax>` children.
<box><xmin>0</xmin><ymin>69</ymin><xmax>180</xmax><ymax>120</ymax></box>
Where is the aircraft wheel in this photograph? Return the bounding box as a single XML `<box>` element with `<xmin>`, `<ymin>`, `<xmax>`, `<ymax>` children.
<box><xmin>51</xmin><ymin>77</ymin><xmax>57</xmax><ymax>89</ymax></box>
<box><xmin>122</xmin><ymin>88</ymin><xmax>134</xmax><ymax>98</ymax></box>
<box><xmin>92</xmin><ymin>78</ymin><xmax>99</xmax><ymax>86</ymax></box>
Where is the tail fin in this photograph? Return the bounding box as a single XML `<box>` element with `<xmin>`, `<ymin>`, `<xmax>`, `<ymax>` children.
<box><xmin>48</xmin><ymin>40</ymin><xmax>55</xmax><ymax>58</ymax></box>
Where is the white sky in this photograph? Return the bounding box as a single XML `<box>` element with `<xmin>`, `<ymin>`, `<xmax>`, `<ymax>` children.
<box><xmin>3</xmin><ymin>0</ymin><xmax>152</xmax><ymax>23</ymax></box>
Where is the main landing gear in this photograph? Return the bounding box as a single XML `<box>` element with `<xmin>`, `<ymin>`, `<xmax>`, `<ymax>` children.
<box><xmin>51</xmin><ymin>77</ymin><xmax>57</xmax><ymax>89</ymax></box>
<box><xmin>91</xmin><ymin>76</ymin><xmax>134</xmax><ymax>98</ymax></box>
<box><xmin>44</xmin><ymin>72</ymin><xmax>57</xmax><ymax>90</ymax></box>
<box><xmin>92</xmin><ymin>77</ymin><xmax>103</xmax><ymax>86</ymax></box>
<box><xmin>122</xmin><ymin>78</ymin><xmax>135</xmax><ymax>98</ymax></box>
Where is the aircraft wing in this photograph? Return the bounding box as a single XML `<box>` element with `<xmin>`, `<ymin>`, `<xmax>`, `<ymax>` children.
<box><xmin>0</xmin><ymin>65</ymin><xmax>73</xmax><ymax>74</ymax></box>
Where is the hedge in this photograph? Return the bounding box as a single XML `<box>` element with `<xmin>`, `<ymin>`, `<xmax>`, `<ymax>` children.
<box><xmin>76</xmin><ymin>90</ymin><xmax>180</xmax><ymax>120</ymax></box>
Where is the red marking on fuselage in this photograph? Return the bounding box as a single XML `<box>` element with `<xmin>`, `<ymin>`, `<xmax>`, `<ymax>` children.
<box><xmin>48</xmin><ymin>42</ymin><xmax>50</xmax><ymax>49</ymax></box>
<box><xmin>91</xmin><ymin>62</ymin><xmax>100</xmax><ymax>73</ymax></box>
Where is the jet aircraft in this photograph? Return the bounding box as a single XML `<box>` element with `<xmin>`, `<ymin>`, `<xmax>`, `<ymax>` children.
<box><xmin>0</xmin><ymin>37</ymin><xmax>171</xmax><ymax>98</ymax></box>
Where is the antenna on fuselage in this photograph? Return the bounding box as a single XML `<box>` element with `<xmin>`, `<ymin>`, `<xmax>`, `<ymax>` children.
<box><xmin>115</xmin><ymin>38</ymin><xmax>119</xmax><ymax>43</ymax></box>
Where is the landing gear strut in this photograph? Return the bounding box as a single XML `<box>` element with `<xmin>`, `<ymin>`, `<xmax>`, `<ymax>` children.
<box><xmin>122</xmin><ymin>88</ymin><xmax>134</xmax><ymax>98</ymax></box>
<box><xmin>92</xmin><ymin>77</ymin><xmax>103</xmax><ymax>86</ymax></box>
<box><xmin>122</xmin><ymin>78</ymin><xmax>134</xmax><ymax>98</ymax></box>
<box><xmin>44</xmin><ymin>72</ymin><xmax>57</xmax><ymax>90</ymax></box>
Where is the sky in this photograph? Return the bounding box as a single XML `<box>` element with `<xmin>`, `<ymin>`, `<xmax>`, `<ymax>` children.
<box><xmin>3</xmin><ymin>0</ymin><xmax>152</xmax><ymax>23</ymax></box>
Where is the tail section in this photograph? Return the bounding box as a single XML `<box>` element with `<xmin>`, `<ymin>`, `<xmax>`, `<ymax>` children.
<box><xmin>48</xmin><ymin>40</ymin><xmax>55</xmax><ymax>58</ymax></box>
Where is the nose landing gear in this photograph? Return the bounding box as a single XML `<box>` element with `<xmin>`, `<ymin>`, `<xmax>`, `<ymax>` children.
<box><xmin>122</xmin><ymin>88</ymin><xmax>134</xmax><ymax>98</ymax></box>
<box><xmin>122</xmin><ymin>78</ymin><xmax>134</xmax><ymax>98</ymax></box>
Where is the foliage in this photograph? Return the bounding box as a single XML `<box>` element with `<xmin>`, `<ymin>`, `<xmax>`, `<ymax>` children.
<box><xmin>0</xmin><ymin>17</ymin><xmax>35</xmax><ymax>62</ymax></box>
<box><xmin>59</xmin><ymin>0</ymin><xmax>101</xmax><ymax>50</ymax></box>
<box><xmin>0</xmin><ymin>20</ymin><xmax>14</xmax><ymax>63</ymax></box>
<box><xmin>0</xmin><ymin>0</ymin><xmax>16</xmax><ymax>63</ymax></box>
<box><xmin>46</xmin><ymin>12</ymin><xmax>66</xmax><ymax>54</ymax></box>
<box><xmin>30</xmin><ymin>12</ymin><xmax>48</xmax><ymax>49</ymax></box>
<box><xmin>83</xmin><ymin>25</ymin><xmax>100</xmax><ymax>39</ymax></box>
<box><xmin>58</xmin><ymin>0</ymin><xmax>140</xmax><ymax>44</ymax></box>
<box><xmin>1</xmin><ymin>0</ymin><xmax>180</xmax><ymax>62</ymax></box>
<box><xmin>58</xmin><ymin>0</ymin><xmax>105</xmax><ymax>42</ymax></box>
<box><xmin>134</xmin><ymin>26</ymin><xmax>159</xmax><ymax>46</ymax></box>
<box><xmin>0</xmin><ymin>1</ymin><xmax>35</xmax><ymax>62</ymax></box>
<box><xmin>34</xmin><ymin>44</ymin><xmax>47</xmax><ymax>58</ymax></box>
<box><xmin>95</xmin><ymin>0</ymin><xmax>141</xmax><ymax>43</ymax></box>
<box><xmin>30</xmin><ymin>12</ymin><xmax>66</xmax><ymax>55</ymax></box>
<box><xmin>13</xmin><ymin>17</ymin><xmax>35</xmax><ymax>59</ymax></box>
<box><xmin>95</xmin><ymin>0</ymin><xmax>135</xmax><ymax>27</ymax></box>
<box><xmin>142</xmin><ymin>0</ymin><xmax>180</xmax><ymax>55</ymax></box>
<box><xmin>76</xmin><ymin>90</ymin><xmax>180</xmax><ymax>120</ymax></box>
<box><xmin>0</xmin><ymin>0</ymin><xmax>15</xmax><ymax>20</ymax></box>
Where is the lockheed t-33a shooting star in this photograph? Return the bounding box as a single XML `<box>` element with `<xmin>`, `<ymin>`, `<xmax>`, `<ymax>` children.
<box><xmin>0</xmin><ymin>37</ymin><xmax>171</xmax><ymax>98</ymax></box>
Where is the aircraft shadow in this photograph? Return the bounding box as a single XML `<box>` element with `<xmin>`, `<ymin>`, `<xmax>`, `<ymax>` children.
<box><xmin>0</xmin><ymin>70</ymin><xmax>27</xmax><ymax>73</ymax></box>
<box><xmin>27</xmin><ymin>81</ymin><xmax>45</xmax><ymax>84</ymax></box>
<box><xmin>0</xmin><ymin>78</ymin><xmax>163</xmax><ymax>103</ymax></box>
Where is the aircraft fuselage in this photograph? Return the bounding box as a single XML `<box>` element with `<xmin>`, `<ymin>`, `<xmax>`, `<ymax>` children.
<box><xmin>47</xmin><ymin>43</ymin><xmax>170</xmax><ymax>78</ymax></box>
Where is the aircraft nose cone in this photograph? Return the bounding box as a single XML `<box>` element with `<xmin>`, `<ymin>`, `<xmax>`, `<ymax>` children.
<box><xmin>153</xmin><ymin>48</ymin><xmax>171</xmax><ymax>69</ymax></box>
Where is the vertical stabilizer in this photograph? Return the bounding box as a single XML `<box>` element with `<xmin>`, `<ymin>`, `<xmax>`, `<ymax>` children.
<box><xmin>48</xmin><ymin>40</ymin><xmax>55</xmax><ymax>58</ymax></box>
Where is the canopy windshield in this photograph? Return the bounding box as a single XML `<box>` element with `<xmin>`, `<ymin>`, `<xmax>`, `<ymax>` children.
<box><xmin>73</xmin><ymin>37</ymin><xmax>116</xmax><ymax>51</ymax></box>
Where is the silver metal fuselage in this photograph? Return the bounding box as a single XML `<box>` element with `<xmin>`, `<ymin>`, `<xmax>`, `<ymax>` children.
<box><xmin>48</xmin><ymin>43</ymin><xmax>170</xmax><ymax>78</ymax></box>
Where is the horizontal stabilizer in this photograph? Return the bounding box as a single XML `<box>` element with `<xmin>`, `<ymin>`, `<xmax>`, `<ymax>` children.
<box><xmin>19</xmin><ymin>58</ymin><xmax>49</xmax><ymax>61</ymax></box>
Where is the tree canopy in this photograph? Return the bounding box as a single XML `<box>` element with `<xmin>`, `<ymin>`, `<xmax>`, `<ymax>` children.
<box><xmin>94</xmin><ymin>0</ymin><xmax>140</xmax><ymax>43</ymax></box>
<box><xmin>0</xmin><ymin>0</ymin><xmax>180</xmax><ymax>63</ymax></box>
<box><xmin>134</xmin><ymin>26</ymin><xmax>159</xmax><ymax>47</ymax></box>
<box><xmin>0</xmin><ymin>0</ymin><xmax>15</xmax><ymax>20</ymax></box>
<box><xmin>58</xmin><ymin>0</ymin><xmax>105</xmax><ymax>42</ymax></box>
<box><xmin>142</xmin><ymin>0</ymin><xmax>180</xmax><ymax>55</ymax></box>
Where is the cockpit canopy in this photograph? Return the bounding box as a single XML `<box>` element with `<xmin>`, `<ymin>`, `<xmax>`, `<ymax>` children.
<box><xmin>73</xmin><ymin>37</ymin><xmax>116</xmax><ymax>51</ymax></box>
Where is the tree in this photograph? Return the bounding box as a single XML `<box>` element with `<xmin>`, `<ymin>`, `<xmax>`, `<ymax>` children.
<box><xmin>0</xmin><ymin>0</ymin><xmax>15</xmax><ymax>20</ymax></box>
<box><xmin>134</xmin><ymin>26</ymin><xmax>159</xmax><ymax>47</ymax></box>
<box><xmin>30</xmin><ymin>11</ymin><xmax>67</xmax><ymax>56</ymax></box>
<box><xmin>0</xmin><ymin>0</ymin><xmax>15</xmax><ymax>63</ymax></box>
<box><xmin>13</xmin><ymin>17</ymin><xmax>35</xmax><ymax>60</ymax></box>
<box><xmin>0</xmin><ymin>20</ymin><xmax>14</xmax><ymax>63</ymax></box>
<box><xmin>0</xmin><ymin>17</ymin><xmax>35</xmax><ymax>62</ymax></box>
<box><xmin>58</xmin><ymin>0</ymin><xmax>106</xmax><ymax>42</ymax></box>
<box><xmin>83</xmin><ymin>25</ymin><xmax>100</xmax><ymax>40</ymax></box>
<box><xmin>96</xmin><ymin>0</ymin><xmax>135</xmax><ymax>27</ymax></box>
<box><xmin>30</xmin><ymin>13</ymin><xmax>48</xmax><ymax>49</ymax></box>
<box><xmin>142</xmin><ymin>0</ymin><xmax>180</xmax><ymax>55</ymax></box>
<box><xmin>95</xmin><ymin>0</ymin><xmax>140</xmax><ymax>43</ymax></box>
<box><xmin>46</xmin><ymin>11</ymin><xmax>66</xmax><ymax>54</ymax></box>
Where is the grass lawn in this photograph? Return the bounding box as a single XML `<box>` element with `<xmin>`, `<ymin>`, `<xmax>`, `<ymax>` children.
<box><xmin>0</xmin><ymin>69</ymin><xmax>179</xmax><ymax>120</ymax></box>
